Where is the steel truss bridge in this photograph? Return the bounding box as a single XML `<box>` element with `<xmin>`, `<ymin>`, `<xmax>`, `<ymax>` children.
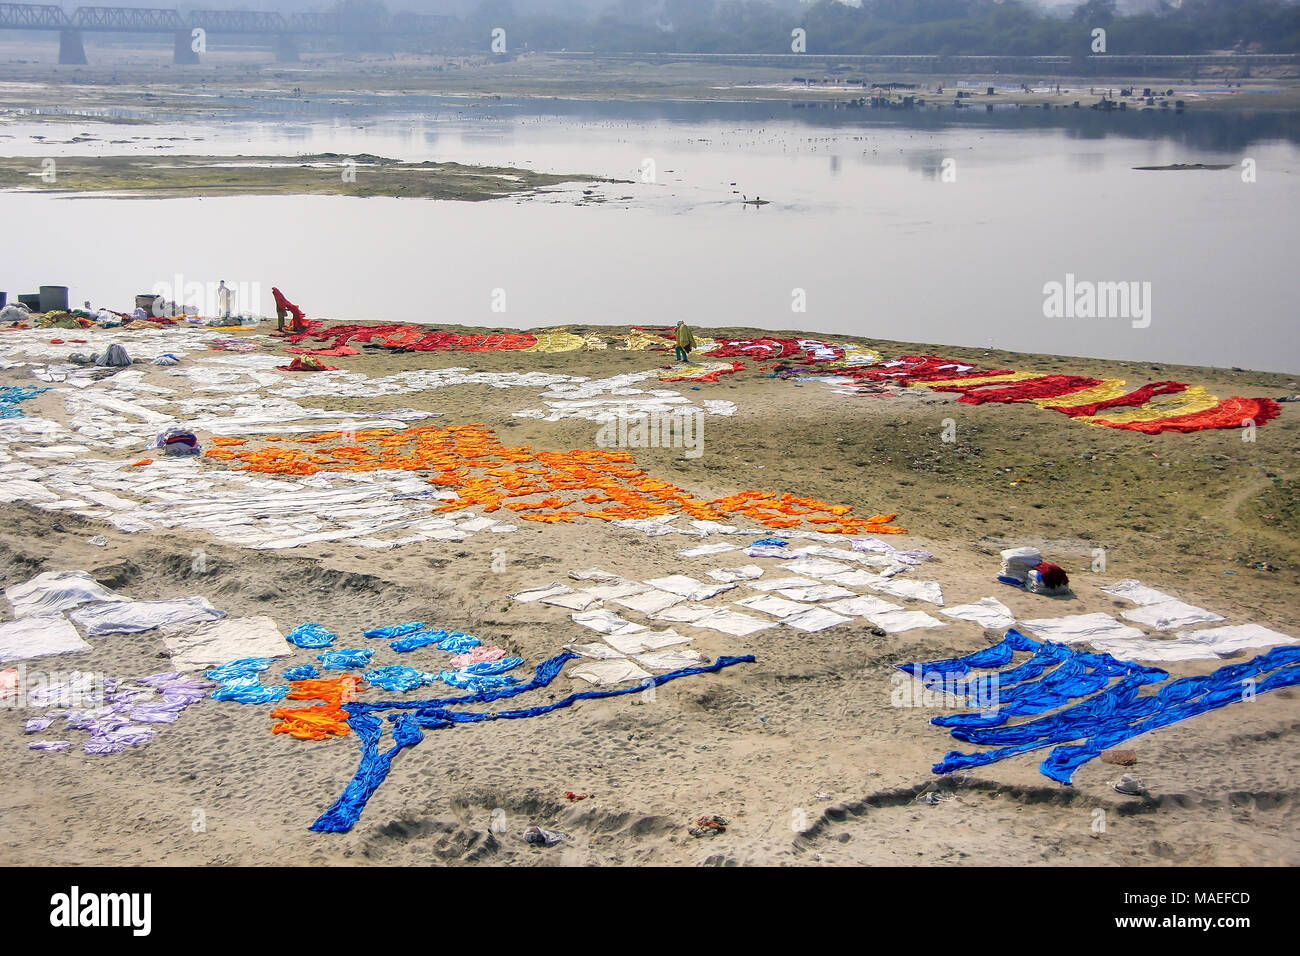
<box><xmin>0</xmin><ymin>3</ymin><xmax>451</xmax><ymax>63</ymax></box>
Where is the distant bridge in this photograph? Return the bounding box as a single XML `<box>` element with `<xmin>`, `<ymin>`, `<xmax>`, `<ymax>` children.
<box><xmin>0</xmin><ymin>3</ymin><xmax>452</xmax><ymax>63</ymax></box>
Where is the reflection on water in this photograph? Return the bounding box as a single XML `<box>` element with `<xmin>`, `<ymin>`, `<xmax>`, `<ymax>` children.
<box><xmin>4</xmin><ymin>95</ymin><xmax>1298</xmax><ymax>373</ymax></box>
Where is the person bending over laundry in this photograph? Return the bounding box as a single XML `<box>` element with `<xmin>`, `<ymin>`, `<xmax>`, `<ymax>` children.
<box><xmin>675</xmin><ymin>321</ymin><xmax>696</xmax><ymax>363</ymax></box>
<box><xmin>271</xmin><ymin>286</ymin><xmax>305</xmax><ymax>333</ymax></box>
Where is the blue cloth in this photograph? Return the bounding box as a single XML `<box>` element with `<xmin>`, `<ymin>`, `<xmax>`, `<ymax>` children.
<box><xmin>204</xmin><ymin>658</ymin><xmax>273</xmax><ymax>682</ymax></box>
<box><xmin>387</xmin><ymin>628</ymin><xmax>481</xmax><ymax>654</ymax></box>
<box><xmin>436</xmin><ymin>670</ymin><xmax>517</xmax><ymax>692</ymax></box>
<box><xmin>363</xmin><ymin>622</ymin><xmax>428</xmax><ymax>640</ymax></box>
<box><xmin>751</xmin><ymin>537</ymin><xmax>788</xmax><ymax>547</ymax></box>
<box><xmin>285</xmin><ymin>623</ymin><xmax>337</xmax><ymax>649</ymax></box>
<box><xmin>210</xmin><ymin>675</ymin><xmax>288</xmax><ymax>704</ymax></box>
<box><xmin>283</xmin><ymin>664</ymin><xmax>321</xmax><ymax>681</ymax></box>
<box><xmin>362</xmin><ymin>665</ymin><xmax>439</xmax><ymax>693</ymax></box>
<box><xmin>898</xmin><ymin>629</ymin><xmax>1041</xmax><ymax>680</ymax></box>
<box><xmin>436</xmin><ymin>632</ymin><xmax>481</xmax><ymax>653</ymax></box>
<box><xmin>318</xmin><ymin>648</ymin><xmax>374</xmax><ymax>670</ymax></box>
<box><xmin>923</xmin><ymin>643</ymin><xmax>1300</xmax><ymax>784</ymax></box>
<box><xmin>461</xmin><ymin>656</ymin><xmax>523</xmax><ymax>677</ymax></box>
<box><xmin>311</xmin><ymin>653</ymin><xmax>756</xmax><ymax>833</ymax></box>
<box><xmin>0</xmin><ymin>385</ymin><xmax>50</xmax><ymax>419</ymax></box>
<box><xmin>310</xmin><ymin>713</ymin><xmax>425</xmax><ymax>833</ymax></box>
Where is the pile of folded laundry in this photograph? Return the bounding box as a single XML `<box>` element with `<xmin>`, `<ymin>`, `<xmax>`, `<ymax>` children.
<box><xmin>999</xmin><ymin>546</ymin><xmax>1070</xmax><ymax>595</ymax></box>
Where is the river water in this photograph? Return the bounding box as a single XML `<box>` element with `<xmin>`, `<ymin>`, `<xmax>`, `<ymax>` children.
<box><xmin>3</xmin><ymin>94</ymin><xmax>1298</xmax><ymax>372</ymax></box>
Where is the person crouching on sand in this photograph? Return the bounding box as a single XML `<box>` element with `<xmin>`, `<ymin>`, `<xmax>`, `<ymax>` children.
<box><xmin>675</xmin><ymin>320</ymin><xmax>696</xmax><ymax>363</ymax></box>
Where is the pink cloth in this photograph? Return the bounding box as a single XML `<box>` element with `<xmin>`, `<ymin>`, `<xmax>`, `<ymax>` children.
<box><xmin>448</xmin><ymin>647</ymin><xmax>508</xmax><ymax>669</ymax></box>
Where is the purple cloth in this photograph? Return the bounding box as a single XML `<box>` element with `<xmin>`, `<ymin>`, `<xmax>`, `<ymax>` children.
<box><xmin>105</xmin><ymin>727</ymin><xmax>156</xmax><ymax>745</ymax></box>
<box><xmin>128</xmin><ymin>703</ymin><xmax>184</xmax><ymax>723</ymax></box>
<box><xmin>24</xmin><ymin>717</ymin><xmax>54</xmax><ymax>734</ymax></box>
<box><xmin>29</xmin><ymin>740</ymin><xmax>69</xmax><ymax>752</ymax></box>
<box><xmin>84</xmin><ymin>739</ymin><xmax>128</xmax><ymax>755</ymax></box>
<box><xmin>137</xmin><ymin>672</ymin><xmax>183</xmax><ymax>686</ymax></box>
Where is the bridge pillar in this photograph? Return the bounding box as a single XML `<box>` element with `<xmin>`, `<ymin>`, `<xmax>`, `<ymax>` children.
<box><xmin>275</xmin><ymin>34</ymin><xmax>299</xmax><ymax>63</ymax></box>
<box><xmin>58</xmin><ymin>30</ymin><xmax>87</xmax><ymax>66</ymax></box>
<box><xmin>174</xmin><ymin>31</ymin><xmax>200</xmax><ymax>66</ymax></box>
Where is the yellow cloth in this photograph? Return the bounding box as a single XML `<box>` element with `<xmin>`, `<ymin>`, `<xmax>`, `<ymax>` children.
<box><xmin>1032</xmin><ymin>379</ymin><xmax>1129</xmax><ymax>409</ymax></box>
<box><xmin>616</xmin><ymin>331</ymin><xmax>671</xmax><ymax>351</ymax></box>
<box><xmin>920</xmin><ymin>371</ymin><xmax>1039</xmax><ymax>389</ymax></box>
<box><xmin>1083</xmin><ymin>386</ymin><xmax>1219</xmax><ymax>425</ymax></box>
<box><xmin>522</xmin><ymin>332</ymin><xmax>585</xmax><ymax>353</ymax></box>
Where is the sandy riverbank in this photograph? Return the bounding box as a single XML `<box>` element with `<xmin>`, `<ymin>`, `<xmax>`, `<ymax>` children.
<box><xmin>0</xmin><ymin>317</ymin><xmax>1295</xmax><ymax>865</ymax></box>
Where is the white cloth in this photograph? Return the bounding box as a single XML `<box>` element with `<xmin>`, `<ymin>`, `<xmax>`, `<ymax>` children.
<box><xmin>509</xmin><ymin>583</ymin><xmax>572</xmax><ymax>603</ymax></box>
<box><xmin>676</xmin><ymin>543</ymin><xmax>737</xmax><ymax>558</ymax></box>
<box><xmin>734</xmin><ymin>594</ymin><xmax>814</xmax><ymax>619</ymax></box>
<box><xmin>650</xmin><ymin>603</ymin><xmax>716</xmax><ymax>623</ymax></box>
<box><xmin>611</xmin><ymin>589</ymin><xmax>684</xmax><ymax>616</ymax></box>
<box><xmin>5</xmin><ymin>569</ymin><xmax>125</xmax><ymax>618</ymax></box>
<box><xmin>571</xmin><ymin>609</ymin><xmax>647</xmax><ymax>636</ymax></box>
<box><xmin>636</xmin><ymin>628</ymin><xmax>693</xmax><ymax>650</ymax></box>
<box><xmin>1177</xmin><ymin>624</ymin><xmax>1298</xmax><ymax>656</ymax></box>
<box><xmin>779</xmin><ymin>557</ymin><xmax>854</xmax><ymax>578</ymax></box>
<box><xmin>1020</xmin><ymin>612</ymin><xmax>1143</xmax><ymax>645</ymax></box>
<box><xmin>874</xmin><ymin>578</ymin><xmax>945</xmax><ymax>606</ymax></box>
<box><xmin>161</xmin><ymin>616</ymin><xmax>288</xmax><ymax>670</ymax></box>
<box><xmin>634</xmin><ymin>648</ymin><xmax>704</xmax><ymax>670</ymax></box>
<box><xmin>706</xmin><ymin>565</ymin><xmax>764</xmax><ymax>584</ymax></box>
<box><xmin>941</xmin><ymin>597</ymin><xmax>1016</xmax><ymax>629</ymax></box>
<box><xmin>748</xmin><ymin>575</ymin><xmax>820</xmax><ymax>592</ymax></box>
<box><xmin>581</xmin><ymin>580</ymin><xmax>652</xmax><ymax>601</ymax></box>
<box><xmin>1120</xmin><ymin>600</ymin><xmax>1223</xmax><ymax>631</ymax></box>
<box><xmin>0</xmin><ymin>613</ymin><xmax>91</xmax><ymax>663</ymax></box>
<box><xmin>823</xmin><ymin>569</ymin><xmax>888</xmax><ymax>588</ymax></box>
<box><xmin>823</xmin><ymin>595</ymin><xmax>902</xmax><ymax>617</ymax></box>
<box><xmin>745</xmin><ymin>545</ymin><xmax>798</xmax><ymax>559</ymax></box>
<box><xmin>1099</xmin><ymin>579</ymin><xmax>1173</xmax><ymax>606</ymax></box>
<box><xmin>783</xmin><ymin>607</ymin><xmax>852</xmax><ymax>632</ymax></box>
<box><xmin>1087</xmin><ymin>637</ymin><xmax>1223</xmax><ymax>663</ymax></box>
<box><xmin>868</xmin><ymin>609</ymin><xmax>947</xmax><ymax>633</ymax></box>
<box><xmin>539</xmin><ymin>591</ymin><xmax>600</xmax><ymax>611</ymax></box>
<box><xmin>567</xmin><ymin>642</ymin><xmax>626</xmax><ymax>660</ymax></box>
<box><xmin>568</xmin><ymin>568</ymin><xmax>619</xmax><ymax>582</ymax></box>
<box><xmin>687</xmin><ymin>609</ymin><xmax>775</xmax><ymax>637</ymax></box>
<box><xmin>644</xmin><ymin>575</ymin><xmax>734</xmax><ymax>601</ymax></box>
<box><xmin>602</xmin><ymin>627</ymin><xmax>691</xmax><ymax>655</ymax></box>
<box><xmin>775</xmin><ymin>584</ymin><xmax>857</xmax><ymax>603</ymax></box>
<box><xmin>1000</xmin><ymin>546</ymin><xmax>1042</xmax><ymax>573</ymax></box>
<box><xmin>569</xmin><ymin>659</ymin><xmax>653</xmax><ymax>686</ymax></box>
<box><xmin>70</xmin><ymin>597</ymin><xmax>225</xmax><ymax>636</ymax></box>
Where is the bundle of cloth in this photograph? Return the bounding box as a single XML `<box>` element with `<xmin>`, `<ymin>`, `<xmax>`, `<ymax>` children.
<box><xmin>999</xmin><ymin>547</ymin><xmax>1068</xmax><ymax>594</ymax></box>
<box><xmin>148</xmin><ymin>427</ymin><xmax>200</xmax><ymax>456</ymax></box>
<box><xmin>1000</xmin><ymin>547</ymin><xmax>1042</xmax><ymax>583</ymax></box>
<box><xmin>94</xmin><ymin>344</ymin><xmax>132</xmax><ymax>368</ymax></box>
<box><xmin>276</xmin><ymin>355</ymin><xmax>337</xmax><ymax>373</ymax></box>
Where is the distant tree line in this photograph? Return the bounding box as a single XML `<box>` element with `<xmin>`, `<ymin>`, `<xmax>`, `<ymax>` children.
<box><xmin>331</xmin><ymin>0</ymin><xmax>1300</xmax><ymax>55</ymax></box>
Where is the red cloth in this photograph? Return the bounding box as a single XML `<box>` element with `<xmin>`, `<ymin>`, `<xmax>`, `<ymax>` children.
<box><xmin>1050</xmin><ymin>381</ymin><xmax>1188</xmax><ymax>417</ymax></box>
<box><xmin>1034</xmin><ymin>562</ymin><xmax>1069</xmax><ymax>589</ymax></box>
<box><xmin>276</xmin><ymin>356</ymin><xmax>337</xmax><ymax>372</ymax></box>
<box><xmin>835</xmin><ymin>356</ymin><xmax>1014</xmax><ymax>385</ymax></box>
<box><xmin>284</xmin><ymin>345</ymin><xmax>360</xmax><ymax>357</ymax></box>
<box><xmin>935</xmin><ymin>375</ymin><xmax>1105</xmax><ymax>405</ymax></box>
<box><xmin>271</xmin><ymin>287</ymin><xmax>306</xmax><ymax>332</ymax></box>
<box><xmin>1097</xmin><ymin>396</ymin><xmax>1282</xmax><ymax>435</ymax></box>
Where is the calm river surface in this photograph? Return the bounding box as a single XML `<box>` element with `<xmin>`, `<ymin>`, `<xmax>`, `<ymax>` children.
<box><xmin>4</xmin><ymin>95</ymin><xmax>1298</xmax><ymax>372</ymax></box>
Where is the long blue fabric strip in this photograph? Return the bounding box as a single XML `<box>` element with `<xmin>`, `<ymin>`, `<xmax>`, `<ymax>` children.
<box><xmin>309</xmin><ymin>654</ymin><xmax>756</xmax><ymax>833</ymax></box>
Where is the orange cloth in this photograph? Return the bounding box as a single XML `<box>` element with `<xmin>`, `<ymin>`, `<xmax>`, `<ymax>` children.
<box><xmin>271</xmin><ymin>674</ymin><xmax>367</xmax><ymax>741</ymax></box>
<box><xmin>207</xmin><ymin>424</ymin><xmax>906</xmax><ymax>535</ymax></box>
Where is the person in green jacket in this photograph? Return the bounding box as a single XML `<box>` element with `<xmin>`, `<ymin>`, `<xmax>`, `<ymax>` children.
<box><xmin>674</xmin><ymin>321</ymin><xmax>696</xmax><ymax>363</ymax></box>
